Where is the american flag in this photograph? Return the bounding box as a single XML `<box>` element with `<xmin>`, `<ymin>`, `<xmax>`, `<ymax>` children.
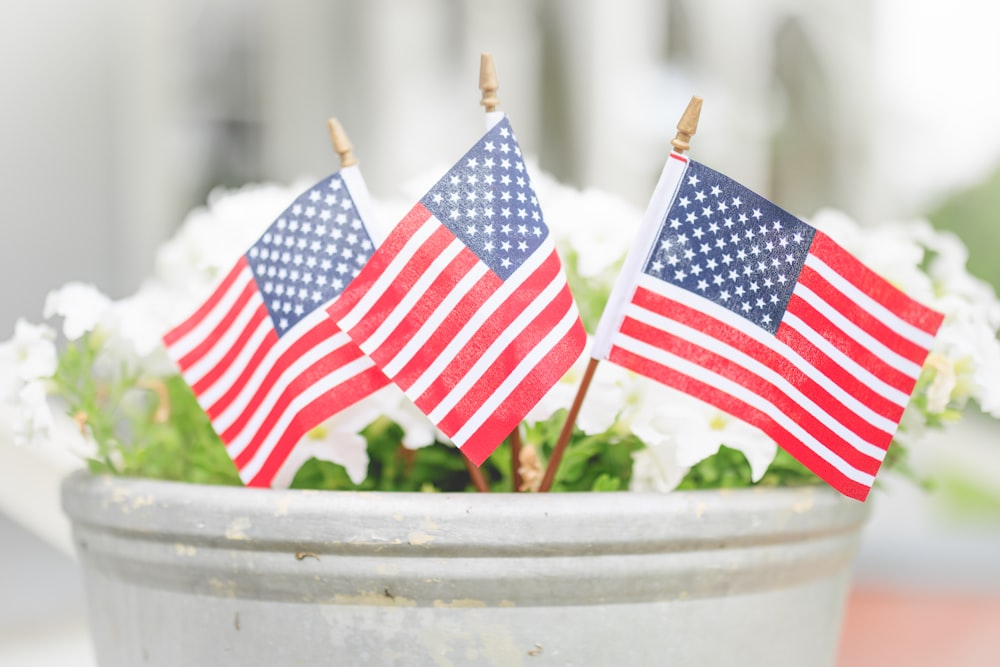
<box><xmin>592</xmin><ymin>153</ymin><xmax>944</xmax><ymax>500</ymax></box>
<box><xmin>328</xmin><ymin>115</ymin><xmax>587</xmax><ymax>465</ymax></box>
<box><xmin>162</xmin><ymin>167</ymin><xmax>389</xmax><ymax>487</ymax></box>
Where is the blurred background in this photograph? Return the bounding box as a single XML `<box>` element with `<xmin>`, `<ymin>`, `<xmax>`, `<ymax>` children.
<box><xmin>2</xmin><ymin>0</ymin><xmax>999</xmax><ymax>664</ymax></box>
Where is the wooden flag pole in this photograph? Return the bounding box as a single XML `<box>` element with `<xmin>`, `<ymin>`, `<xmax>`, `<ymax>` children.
<box><xmin>537</xmin><ymin>359</ymin><xmax>598</xmax><ymax>492</ymax></box>
<box><xmin>327</xmin><ymin>117</ymin><xmax>358</xmax><ymax>168</ymax></box>
<box><xmin>464</xmin><ymin>456</ymin><xmax>491</xmax><ymax>493</ymax></box>
<box><xmin>670</xmin><ymin>96</ymin><xmax>702</xmax><ymax>153</ymax></box>
<box><xmin>479</xmin><ymin>52</ymin><xmax>499</xmax><ymax>112</ymax></box>
<box><xmin>537</xmin><ymin>95</ymin><xmax>704</xmax><ymax>493</ymax></box>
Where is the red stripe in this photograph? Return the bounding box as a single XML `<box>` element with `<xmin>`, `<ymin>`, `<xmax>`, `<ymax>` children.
<box><xmin>618</xmin><ymin>313</ymin><xmax>885</xmax><ymax>475</ymax></box>
<box><xmin>435</xmin><ymin>284</ymin><xmax>581</xmax><ymax>440</ymax></box>
<box><xmin>607</xmin><ymin>345</ymin><xmax>871</xmax><ymax>501</ymax></box>
<box><xmin>810</xmin><ymin>232</ymin><xmax>944</xmax><ymax>335</ymax></box>
<box><xmin>367</xmin><ymin>247</ymin><xmax>482</xmax><ymax>367</ymax></box>
<box><xmin>392</xmin><ymin>268</ymin><xmax>503</xmax><ymax>390</ymax></box>
<box><xmin>783</xmin><ymin>291</ymin><xmax>918</xmax><ymax>395</ymax></box>
<box><xmin>411</xmin><ymin>251</ymin><xmax>565</xmax><ymax>411</ymax></box>
<box><xmin>796</xmin><ymin>263</ymin><xmax>934</xmax><ymax>367</ymax></box>
<box><xmin>326</xmin><ymin>204</ymin><xmax>431</xmax><ymax>323</ymax></box>
<box><xmin>346</xmin><ymin>222</ymin><xmax>456</xmax><ymax>346</ymax></box>
<box><xmin>163</xmin><ymin>260</ymin><xmax>248</xmax><ymax>346</ymax></box>
<box><xmin>244</xmin><ymin>366</ymin><xmax>390</xmax><ymax>487</ymax></box>
<box><xmin>632</xmin><ymin>286</ymin><xmax>905</xmax><ymax>424</ymax></box>
<box><xmin>460</xmin><ymin>315</ymin><xmax>587</xmax><ymax>465</ymax></box>
<box><xmin>176</xmin><ymin>278</ymin><xmax>259</xmax><ymax>371</ymax></box>
<box><xmin>190</xmin><ymin>306</ymin><xmax>270</xmax><ymax>396</ymax></box>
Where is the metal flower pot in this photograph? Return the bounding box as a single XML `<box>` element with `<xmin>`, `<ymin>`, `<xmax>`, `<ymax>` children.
<box><xmin>62</xmin><ymin>472</ymin><xmax>867</xmax><ymax>666</ymax></box>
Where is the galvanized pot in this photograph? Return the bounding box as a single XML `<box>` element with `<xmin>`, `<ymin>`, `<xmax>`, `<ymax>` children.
<box><xmin>62</xmin><ymin>472</ymin><xmax>867</xmax><ymax>666</ymax></box>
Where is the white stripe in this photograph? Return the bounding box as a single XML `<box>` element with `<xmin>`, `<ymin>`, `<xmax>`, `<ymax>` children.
<box><xmin>612</xmin><ymin>332</ymin><xmax>877</xmax><ymax>487</ymax></box>
<box><xmin>805</xmin><ymin>253</ymin><xmax>936</xmax><ymax>349</ymax></box>
<box><xmin>382</xmin><ymin>262</ymin><xmax>490</xmax><ymax>377</ymax></box>
<box><xmin>623</xmin><ymin>301</ymin><xmax>892</xmax><ymax>457</ymax></box>
<box><xmin>637</xmin><ymin>276</ymin><xmax>910</xmax><ymax>407</ymax></box>
<box><xmin>362</xmin><ymin>238</ymin><xmax>465</xmax><ymax>353</ymax></box>
<box><xmin>235</xmin><ymin>355</ymin><xmax>376</xmax><ymax>483</ymax></box>
<box><xmin>451</xmin><ymin>306</ymin><xmax>580</xmax><ymax>446</ymax></box>
<box><xmin>426</xmin><ymin>267</ymin><xmax>568</xmax><ymax>424</ymax></box>
<box><xmin>337</xmin><ymin>216</ymin><xmax>438</xmax><ymax>332</ymax></box>
<box><xmin>405</xmin><ymin>240</ymin><xmax>554</xmax><ymax>401</ymax></box>
<box><xmin>167</xmin><ymin>269</ymin><xmax>253</xmax><ymax>361</ymax></box>
<box><xmin>793</xmin><ymin>282</ymin><xmax>922</xmax><ymax>378</ymax></box>
<box><xmin>179</xmin><ymin>290</ymin><xmax>267</xmax><ymax>386</ymax></box>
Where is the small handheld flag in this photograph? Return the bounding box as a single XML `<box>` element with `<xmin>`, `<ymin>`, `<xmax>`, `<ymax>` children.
<box><xmin>592</xmin><ymin>152</ymin><xmax>944</xmax><ymax>501</ymax></box>
<box><xmin>328</xmin><ymin>115</ymin><xmax>588</xmax><ymax>465</ymax></box>
<box><xmin>162</xmin><ymin>165</ymin><xmax>390</xmax><ymax>487</ymax></box>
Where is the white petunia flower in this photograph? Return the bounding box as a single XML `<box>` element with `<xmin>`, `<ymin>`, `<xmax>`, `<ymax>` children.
<box><xmin>12</xmin><ymin>380</ymin><xmax>55</xmax><ymax>447</ymax></box>
<box><xmin>629</xmin><ymin>440</ymin><xmax>689</xmax><ymax>493</ymax></box>
<box><xmin>525</xmin><ymin>343</ymin><xmax>626</xmax><ymax>435</ymax></box>
<box><xmin>11</xmin><ymin>319</ymin><xmax>58</xmax><ymax>383</ymax></box>
<box><xmin>43</xmin><ymin>282</ymin><xmax>112</xmax><ymax>341</ymax></box>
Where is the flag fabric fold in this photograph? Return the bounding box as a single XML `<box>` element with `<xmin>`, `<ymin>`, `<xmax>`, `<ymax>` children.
<box><xmin>162</xmin><ymin>167</ymin><xmax>390</xmax><ymax>487</ymax></box>
<box><xmin>592</xmin><ymin>153</ymin><xmax>944</xmax><ymax>501</ymax></box>
<box><xmin>328</xmin><ymin>115</ymin><xmax>587</xmax><ymax>465</ymax></box>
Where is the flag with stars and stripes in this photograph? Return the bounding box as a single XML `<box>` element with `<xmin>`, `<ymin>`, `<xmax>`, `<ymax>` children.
<box><xmin>327</xmin><ymin>114</ymin><xmax>587</xmax><ymax>465</ymax></box>
<box><xmin>592</xmin><ymin>152</ymin><xmax>944</xmax><ymax>501</ymax></box>
<box><xmin>162</xmin><ymin>166</ymin><xmax>390</xmax><ymax>487</ymax></box>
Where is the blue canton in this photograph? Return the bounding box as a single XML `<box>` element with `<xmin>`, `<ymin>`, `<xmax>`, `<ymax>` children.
<box><xmin>645</xmin><ymin>160</ymin><xmax>816</xmax><ymax>335</ymax></box>
<box><xmin>245</xmin><ymin>173</ymin><xmax>375</xmax><ymax>335</ymax></box>
<box><xmin>421</xmin><ymin>117</ymin><xmax>547</xmax><ymax>280</ymax></box>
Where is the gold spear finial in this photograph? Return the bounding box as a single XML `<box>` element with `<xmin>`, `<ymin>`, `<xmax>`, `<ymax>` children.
<box><xmin>671</xmin><ymin>96</ymin><xmax>703</xmax><ymax>154</ymax></box>
<box><xmin>327</xmin><ymin>117</ymin><xmax>357</xmax><ymax>168</ymax></box>
<box><xmin>479</xmin><ymin>52</ymin><xmax>499</xmax><ymax>112</ymax></box>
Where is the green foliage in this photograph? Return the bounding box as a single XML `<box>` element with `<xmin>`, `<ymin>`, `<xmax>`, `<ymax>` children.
<box><xmin>55</xmin><ymin>334</ymin><xmax>241</xmax><ymax>485</ymax></box>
